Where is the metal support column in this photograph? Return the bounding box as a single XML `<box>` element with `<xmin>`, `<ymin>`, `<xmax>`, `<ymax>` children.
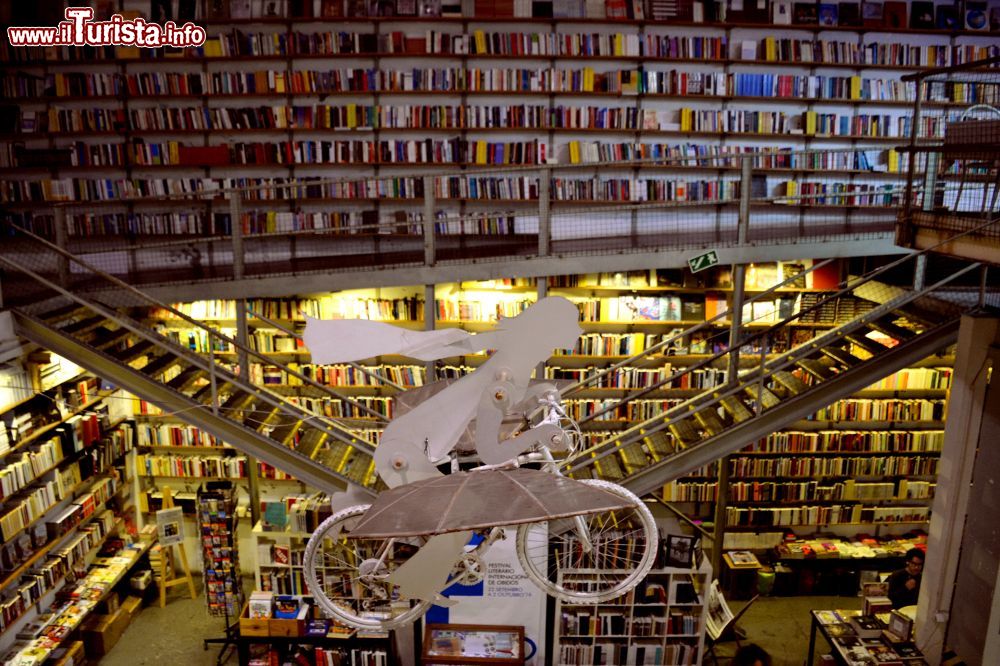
<box><xmin>538</xmin><ymin>167</ymin><xmax>551</xmax><ymax>257</ymax></box>
<box><xmin>231</xmin><ymin>194</ymin><xmax>260</xmax><ymax>524</ymax></box>
<box><xmin>54</xmin><ymin>207</ymin><xmax>69</xmax><ymax>288</ymax></box>
<box><xmin>711</xmin><ymin>159</ymin><xmax>753</xmax><ymax>579</ymax></box>
<box><xmin>424</xmin><ymin>284</ymin><xmax>437</xmax><ymax>384</ymax></box>
<box><xmin>424</xmin><ymin>177</ymin><xmax>436</xmax><ymax>267</ymax></box>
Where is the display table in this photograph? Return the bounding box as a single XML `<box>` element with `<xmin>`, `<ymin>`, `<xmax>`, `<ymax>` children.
<box><xmin>806</xmin><ymin>610</ymin><xmax>926</xmax><ymax>666</ymax></box>
<box><xmin>232</xmin><ymin>631</ymin><xmax>396</xmax><ymax>666</ymax></box>
<box><xmin>721</xmin><ymin>551</ymin><xmax>762</xmax><ymax>600</ymax></box>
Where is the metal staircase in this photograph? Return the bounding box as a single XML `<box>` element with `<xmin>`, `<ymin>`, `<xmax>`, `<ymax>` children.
<box><xmin>0</xmin><ymin>233</ymin><xmax>386</xmax><ymax>498</ymax></box>
<box><xmin>1</xmin><ymin>227</ymin><xmax>992</xmax><ymax>503</ymax></box>
<box><xmin>558</xmin><ymin>253</ymin><xmax>986</xmax><ymax>499</ymax></box>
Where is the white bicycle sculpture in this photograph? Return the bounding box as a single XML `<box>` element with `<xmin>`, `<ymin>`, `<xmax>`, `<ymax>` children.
<box><xmin>300</xmin><ymin>297</ymin><xmax>659</xmax><ymax>631</ymax></box>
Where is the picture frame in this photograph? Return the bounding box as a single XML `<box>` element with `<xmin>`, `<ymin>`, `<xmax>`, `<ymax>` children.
<box><xmin>665</xmin><ymin>534</ymin><xmax>695</xmax><ymax>568</ymax></box>
<box><xmin>156</xmin><ymin>506</ymin><xmax>185</xmax><ymax>546</ymax></box>
<box><xmin>422</xmin><ymin>623</ymin><xmax>524</xmax><ymax>665</ymax></box>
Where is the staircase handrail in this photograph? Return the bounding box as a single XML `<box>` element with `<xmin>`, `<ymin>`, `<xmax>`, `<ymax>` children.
<box><xmin>562</xmin><ymin>259</ymin><xmax>980</xmax><ymax>476</ymax></box>
<box><xmin>0</xmin><ymin>230</ymin><xmax>381</xmax><ymax>455</ymax></box>
<box><xmin>559</xmin><ymin>214</ymin><xmax>1000</xmax><ymax>474</ymax></box>
<box><xmin>560</xmin><ymin>211</ymin><xmax>999</xmax><ymax>436</ymax></box>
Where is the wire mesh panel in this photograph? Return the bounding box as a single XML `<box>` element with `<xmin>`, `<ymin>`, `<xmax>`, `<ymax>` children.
<box><xmin>896</xmin><ymin>56</ymin><xmax>1000</xmax><ymax>262</ymax></box>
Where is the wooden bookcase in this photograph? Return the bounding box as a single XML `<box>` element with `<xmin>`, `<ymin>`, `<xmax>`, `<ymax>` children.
<box><xmin>553</xmin><ymin>559</ymin><xmax>711</xmax><ymax>666</ymax></box>
<box><xmin>0</xmin><ymin>368</ymin><xmax>137</xmax><ymax>656</ymax></box>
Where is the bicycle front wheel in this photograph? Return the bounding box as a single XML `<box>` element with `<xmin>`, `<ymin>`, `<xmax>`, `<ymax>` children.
<box><xmin>515</xmin><ymin>479</ymin><xmax>658</xmax><ymax>603</ymax></box>
<box><xmin>303</xmin><ymin>504</ymin><xmax>434</xmax><ymax>631</ymax></box>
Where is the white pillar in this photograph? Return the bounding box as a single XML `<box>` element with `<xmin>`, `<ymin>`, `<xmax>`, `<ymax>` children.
<box><xmin>917</xmin><ymin>315</ymin><xmax>1000</xmax><ymax>664</ymax></box>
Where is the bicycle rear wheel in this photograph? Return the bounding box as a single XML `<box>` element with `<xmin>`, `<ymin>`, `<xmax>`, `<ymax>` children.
<box><xmin>515</xmin><ymin>479</ymin><xmax>657</xmax><ymax>603</ymax></box>
<box><xmin>303</xmin><ymin>504</ymin><xmax>434</xmax><ymax>631</ymax></box>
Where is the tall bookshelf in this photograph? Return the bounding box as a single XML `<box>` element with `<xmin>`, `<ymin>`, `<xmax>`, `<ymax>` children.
<box><xmin>554</xmin><ymin>559</ymin><xmax>711</xmax><ymax>666</ymax></box>
<box><xmin>0</xmin><ymin>361</ymin><xmax>136</xmax><ymax>655</ymax></box>
<box><xmin>2</xmin><ymin>4</ymin><xmax>997</xmax><ymax>240</ymax></box>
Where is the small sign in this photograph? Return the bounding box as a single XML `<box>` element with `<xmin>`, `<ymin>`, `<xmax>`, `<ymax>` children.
<box><xmin>156</xmin><ymin>507</ymin><xmax>185</xmax><ymax>546</ymax></box>
<box><xmin>688</xmin><ymin>250</ymin><xmax>720</xmax><ymax>273</ymax></box>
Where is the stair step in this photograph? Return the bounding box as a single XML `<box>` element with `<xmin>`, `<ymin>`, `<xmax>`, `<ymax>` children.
<box><xmin>795</xmin><ymin>358</ymin><xmax>838</xmax><ymax>381</ymax></box>
<box><xmin>109</xmin><ymin>340</ymin><xmax>154</xmax><ymax>363</ymax></box>
<box><xmin>819</xmin><ymin>345</ymin><xmax>865</xmax><ymax>368</ymax></box>
<box><xmin>641</xmin><ymin>430</ymin><xmax>675</xmax><ymax>459</ymax></box>
<box><xmin>270</xmin><ymin>418</ymin><xmax>303</xmax><ymax>446</ymax></box>
<box><xmin>93</xmin><ymin>327</ymin><xmax>132</xmax><ymax>352</ymax></box>
<box><xmin>192</xmin><ymin>381</ymin><xmax>229</xmax><ymax>406</ymax></box>
<box><xmin>868</xmin><ymin>318</ymin><xmax>917</xmax><ymax>343</ymax></box>
<box><xmin>245</xmin><ymin>404</ymin><xmax>280</xmax><ymax>432</ymax></box>
<box><xmin>139</xmin><ymin>353</ymin><xmax>183</xmax><ymax>378</ymax></box>
<box><xmin>166</xmin><ymin>367</ymin><xmax>206</xmax><ymax>392</ymax></box>
<box><xmin>744</xmin><ymin>384</ymin><xmax>782</xmax><ymax>409</ymax></box>
<box><xmin>618</xmin><ymin>442</ymin><xmax>649</xmax><ymax>474</ymax></box>
<box><xmin>342</xmin><ymin>452</ymin><xmax>374</xmax><ymax>485</ymax></box>
<box><xmin>843</xmin><ymin>332</ymin><xmax>891</xmax><ymax>355</ymax></box>
<box><xmin>719</xmin><ymin>395</ymin><xmax>753</xmax><ymax>422</ymax></box>
<box><xmin>295</xmin><ymin>431</ymin><xmax>327</xmax><ymax>460</ymax></box>
<box><xmin>668</xmin><ymin>418</ymin><xmax>701</xmax><ymax>446</ymax></box>
<box><xmin>41</xmin><ymin>303</ymin><xmax>87</xmax><ymax>323</ymax></box>
<box><xmin>315</xmin><ymin>441</ymin><xmax>350</xmax><ymax>471</ymax></box>
<box><xmin>773</xmin><ymin>370</ymin><xmax>809</xmax><ymax>395</ymax></box>
<box><xmin>62</xmin><ymin>315</ymin><xmax>107</xmax><ymax>336</ymax></box>
<box><xmin>220</xmin><ymin>390</ymin><xmax>253</xmax><ymax>413</ymax></box>
<box><xmin>694</xmin><ymin>409</ymin><xmax>725</xmax><ymax>436</ymax></box>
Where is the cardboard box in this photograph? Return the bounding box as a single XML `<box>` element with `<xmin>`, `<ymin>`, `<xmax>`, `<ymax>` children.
<box><xmin>50</xmin><ymin>640</ymin><xmax>85</xmax><ymax>666</ymax></box>
<box><xmin>121</xmin><ymin>595</ymin><xmax>144</xmax><ymax>622</ymax></box>
<box><xmin>81</xmin><ymin>607</ymin><xmax>131</xmax><ymax>657</ymax></box>
<box><xmin>269</xmin><ymin>604</ymin><xmax>310</xmax><ymax>637</ymax></box>
<box><xmin>239</xmin><ymin>603</ymin><xmax>269</xmax><ymax>637</ymax></box>
<box><xmin>100</xmin><ymin>593</ymin><xmax>120</xmax><ymax>615</ymax></box>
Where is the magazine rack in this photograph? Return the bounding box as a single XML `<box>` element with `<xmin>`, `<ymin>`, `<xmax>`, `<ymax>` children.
<box><xmin>422</xmin><ymin>623</ymin><xmax>525</xmax><ymax>665</ymax></box>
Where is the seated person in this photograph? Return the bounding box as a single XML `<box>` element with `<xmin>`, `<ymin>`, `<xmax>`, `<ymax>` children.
<box><xmin>887</xmin><ymin>547</ymin><xmax>924</xmax><ymax>609</ymax></box>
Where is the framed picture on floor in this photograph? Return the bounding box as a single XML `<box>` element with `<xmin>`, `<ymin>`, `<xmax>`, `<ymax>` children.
<box><xmin>665</xmin><ymin>534</ymin><xmax>695</xmax><ymax>568</ymax></box>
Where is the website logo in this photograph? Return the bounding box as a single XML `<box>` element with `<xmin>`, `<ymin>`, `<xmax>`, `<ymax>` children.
<box><xmin>7</xmin><ymin>7</ymin><xmax>207</xmax><ymax>48</ymax></box>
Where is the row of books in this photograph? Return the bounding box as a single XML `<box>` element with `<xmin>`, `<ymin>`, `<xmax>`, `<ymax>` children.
<box><xmin>722</xmin><ymin>453</ymin><xmax>940</xmax><ymax>478</ymax></box>
<box><xmin>0</xmin><ymin>509</ymin><xmax>117</xmax><ymax>636</ymax></box>
<box><xmin>6</xmin><ymin>36</ymin><xmax>993</xmax><ymax>100</ymax></box>
<box><xmin>558</xmin><ymin>641</ymin><xmax>696</xmax><ymax>666</ymax></box>
<box><xmin>7</xmin><ymin>28</ymin><xmax>999</xmax><ymax>71</ymax></box>
<box><xmin>16</xmin><ymin>81</ymin><xmax>972</xmax><ymax>137</ymax></box>
<box><xmin>672</xmin><ymin>478</ymin><xmax>934</xmax><ymax>503</ymax></box>
<box><xmin>725</xmin><ymin>503</ymin><xmax>931</xmax><ymax>526</ymax></box>
<box><xmin>0</xmin><ymin>427</ymin><xmax>131</xmax><ymax>577</ymax></box>
<box><xmin>136</xmin><ymin>453</ymin><xmax>295</xmax><ymax>479</ymax></box>
<box><xmin>560</xmin><ymin>609</ymin><xmax>698</xmax><ymax>636</ymax></box>
<box><xmin>781</xmin><ymin>181</ymin><xmax>905</xmax><ymax>206</ymax></box>
<box><xmin>547</xmin><ymin>364</ymin><xmax>727</xmax><ymax>388</ymax></box>
<box><xmin>754</xmin><ymin>428</ymin><xmax>945</xmax><ymax>454</ymax></box>
<box><xmin>4</xmin><ymin>537</ymin><xmax>151</xmax><ymax>665</ymax></box>
<box><xmin>137</xmin><ymin>423</ymin><xmax>223</xmax><ymax>448</ymax></box>
<box><xmin>810</xmin><ymin>398</ymin><xmax>946</xmax><ymax>422</ymax></box>
<box><xmin>0</xmin><ymin>169</ymin><xmax>914</xmax><ymax>205</ymax></box>
<box><xmin>0</xmin><ymin>438</ymin><xmax>65</xmax><ymax>503</ymax></box>
<box><xmin>776</xmin><ymin>532</ymin><xmax>926</xmax><ymax>560</ymax></box>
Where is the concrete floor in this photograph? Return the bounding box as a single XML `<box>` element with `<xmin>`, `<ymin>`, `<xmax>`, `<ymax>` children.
<box><xmin>102</xmin><ymin>585</ymin><xmax>239</xmax><ymax>666</ymax></box>
<box><xmin>99</xmin><ymin>589</ymin><xmax>861</xmax><ymax>665</ymax></box>
<box><xmin>713</xmin><ymin>595</ymin><xmax>863</xmax><ymax>666</ymax></box>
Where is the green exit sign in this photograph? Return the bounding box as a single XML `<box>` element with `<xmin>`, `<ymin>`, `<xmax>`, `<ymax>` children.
<box><xmin>688</xmin><ymin>250</ymin><xmax>720</xmax><ymax>273</ymax></box>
